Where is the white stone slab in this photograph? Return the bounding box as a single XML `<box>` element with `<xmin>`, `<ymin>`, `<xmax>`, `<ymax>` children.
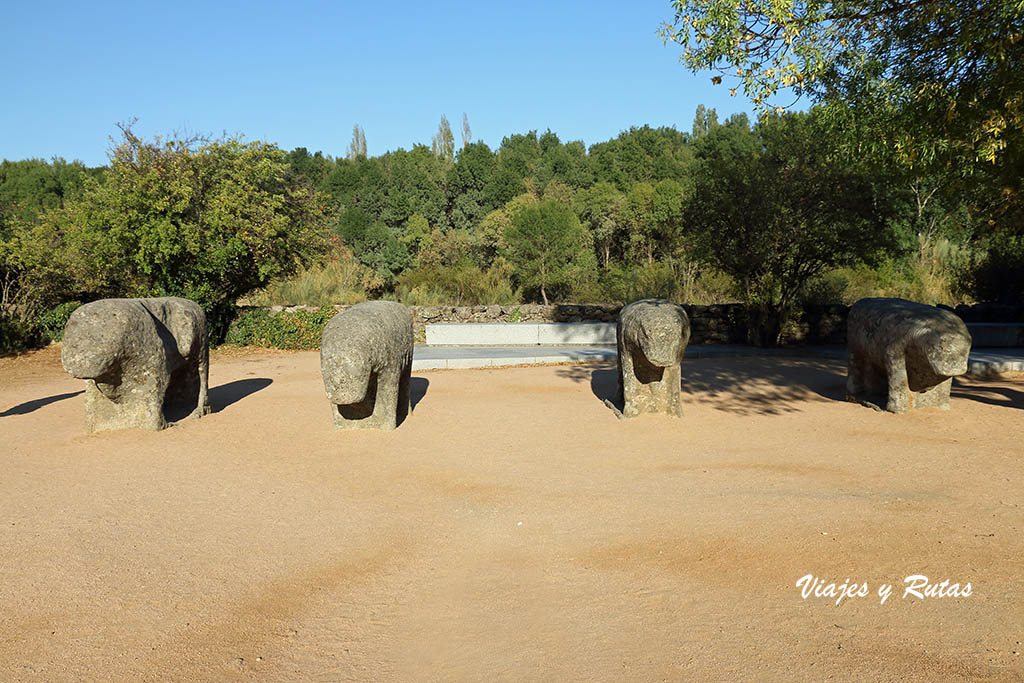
<box><xmin>536</xmin><ymin>322</ymin><xmax>616</xmax><ymax>344</ymax></box>
<box><xmin>425</xmin><ymin>322</ymin><xmax>616</xmax><ymax>346</ymax></box>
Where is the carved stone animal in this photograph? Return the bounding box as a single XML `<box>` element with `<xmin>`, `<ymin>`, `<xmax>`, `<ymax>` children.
<box><xmin>320</xmin><ymin>301</ymin><xmax>414</xmax><ymax>431</ymax></box>
<box><xmin>846</xmin><ymin>297</ymin><xmax>972</xmax><ymax>413</ymax></box>
<box><xmin>612</xmin><ymin>299</ymin><xmax>690</xmax><ymax>418</ymax></box>
<box><xmin>61</xmin><ymin>297</ymin><xmax>211</xmax><ymax>432</ymax></box>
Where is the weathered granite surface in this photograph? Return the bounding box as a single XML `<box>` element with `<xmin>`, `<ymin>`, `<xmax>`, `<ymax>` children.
<box><xmin>846</xmin><ymin>298</ymin><xmax>972</xmax><ymax>413</ymax></box>
<box><xmin>612</xmin><ymin>299</ymin><xmax>690</xmax><ymax>418</ymax></box>
<box><xmin>61</xmin><ymin>297</ymin><xmax>211</xmax><ymax>432</ymax></box>
<box><xmin>320</xmin><ymin>301</ymin><xmax>414</xmax><ymax>431</ymax></box>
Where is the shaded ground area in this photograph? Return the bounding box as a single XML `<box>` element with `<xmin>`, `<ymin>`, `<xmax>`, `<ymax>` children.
<box><xmin>557</xmin><ymin>357</ymin><xmax>847</xmax><ymax>417</ymax></box>
<box><xmin>1</xmin><ymin>347</ymin><xmax>1022</xmax><ymax>681</ymax></box>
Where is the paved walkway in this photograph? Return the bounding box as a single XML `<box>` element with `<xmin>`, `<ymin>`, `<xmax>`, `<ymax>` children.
<box><xmin>411</xmin><ymin>344</ymin><xmax>1024</xmax><ymax>376</ymax></box>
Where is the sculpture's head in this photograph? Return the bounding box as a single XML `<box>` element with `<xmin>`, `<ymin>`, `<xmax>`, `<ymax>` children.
<box><xmin>920</xmin><ymin>328</ymin><xmax>971</xmax><ymax>377</ymax></box>
<box><xmin>637</xmin><ymin>306</ymin><xmax>690</xmax><ymax>367</ymax></box>
<box><xmin>60</xmin><ymin>303</ymin><xmax>125</xmax><ymax>381</ymax></box>
<box><xmin>322</xmin><ymin>355</ymin><xmax>371</xmax><ymax>405</ymax></box>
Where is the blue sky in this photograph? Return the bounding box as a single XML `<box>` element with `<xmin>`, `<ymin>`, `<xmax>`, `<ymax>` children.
<box><xmin>2</xmin><ymin>0</ymin><xmax>753</xmax><ymax>166</ymax></box>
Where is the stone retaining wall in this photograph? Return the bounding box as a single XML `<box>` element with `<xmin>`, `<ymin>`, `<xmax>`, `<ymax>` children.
<box><xmin>262</xmin><ymin>302</ymin><xmax>1023</xmax><ymax>346</ymax></box>
<box><xmin>264</xmin><ymin>303</ymin><xmax>846</xmax><ymax>345</ymax></box>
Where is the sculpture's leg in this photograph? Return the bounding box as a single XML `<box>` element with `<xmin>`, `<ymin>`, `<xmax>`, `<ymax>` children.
<box><xmin>83</xmin><ymin>381</ymin><xmax>116</xmax><ymax>433</ymax></box>
<box><xmin>190</xmin><ymin>342</ymin><xmax>211</xmax><ymax>418</ymax></box>
<box><xmin>885</xmin><ymin>348</ymin><xmax>911</xmax><ymax>413</ymax></box>
<box><xmin>143</xmin><ymin>375</ymin><xmax>170</xmax><ymax>430</ymax></box>
<box><xmin>620</xmin><ymin>349</ymin><xmax>640</xmax><ymax>418</ymax></box>
<box><xmin>372</xmin><ymin>366</ymin><xmax>401</xmax><ymax>431</ymax></box>
<box><xmin>397</xmin><ymin>358</ymin><xmax>412</xmax><ymax>421</ymax></box>
<box><xmin>934</xmin><ymin>377</ymin><xmax>953</xmax><ymax>410</ymax></box>
<box><xmin>663</xmin><ymin>364</ymin><xmax>683</xmax><ymax>417</ymax></box>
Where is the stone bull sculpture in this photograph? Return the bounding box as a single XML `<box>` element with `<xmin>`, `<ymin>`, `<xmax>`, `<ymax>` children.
<box><xmin>320</xmin><ymin>301</ymin><xmax>414</xmax><ymax>431</ymax></box>
<box><xmin>61</xmin><ymin>297</ymin><xmax>211</xmax><ymax>432</ymax></box>
<box><xmin>608</xmin><ymin>298</ymin><xmax>690</xmax><ymax>419</ymax></box>
<box><xmin>846</xmin><ymin>297</ymin><xmax>972</xmax><ymax>413</ymax></box>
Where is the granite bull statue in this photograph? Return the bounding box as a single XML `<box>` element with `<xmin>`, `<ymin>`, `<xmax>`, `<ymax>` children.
<box><xmin>610</xmin><ymin>298</ymin><xmax>690</xmax><ymax>419</ymax></box>
<box><xmin>846</xmin><ymin>297</ymin><xmax>972</xmax><ymax>413</ymax></box>
<box><xmin>61</xmin><ymin>297</ymin><xmax>211</xmax><ymax>432</ymax></box>
<box><xmin>320</xmin><ymin>301</ymin><xmax>414</xmax><ymax>431</ymax></box>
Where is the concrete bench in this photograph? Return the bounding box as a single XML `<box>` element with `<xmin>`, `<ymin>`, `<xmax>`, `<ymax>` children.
<box><xmin>425</xmin><ymin>322</ymin><xmax>616</xmax><ymax>346</ymax></box>
<box><xmin>966</xmin><ymin>322</ymin><xmax>1024</xmax><ymax>348</ymax></box>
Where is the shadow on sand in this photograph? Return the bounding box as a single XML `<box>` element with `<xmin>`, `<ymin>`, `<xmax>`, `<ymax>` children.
<box><xmin>210</xmin><ymin>378</ymin><xmax>274</xmax><ymax>412</ymax></box>
<box><xmin>163</xmin><ymin>377</ymin><xmax>274</xmax><ymax>422</ymax></box>
<box><xmin>952</xmin><ymin>380</ymin><xmax>1024</xmax><ymax>410</ymax></box>
<box><xmin>397</xmin><ymin>377</ymin><xmax>430</xmax><ymax>428</ymax></box>
<box><xmin>410</xmin><ymin>377</ymin><xmax>429</xmax><ymax>411</ymax></box>
<box><xmin>556</xmin><ymin>356</ymin><xmax>848</xmax><ymax>416</ymax></box>
<box><xmin>0</xmin><ymin>390</ymin><xmax>84</xmax><ymax>418</ymax></box>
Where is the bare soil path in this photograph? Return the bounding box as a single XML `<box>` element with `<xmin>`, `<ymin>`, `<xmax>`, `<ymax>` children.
<box><xmin>1</xmin><ymin>347</ymin><xmax>1022</xmax><ymax>681</ymax></box>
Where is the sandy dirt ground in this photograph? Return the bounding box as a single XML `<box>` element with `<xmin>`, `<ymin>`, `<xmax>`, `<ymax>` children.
<box><xmin>1</xmin><ymin>345</ymin><xmax>1022</xmax><ymax>682</ymax></box>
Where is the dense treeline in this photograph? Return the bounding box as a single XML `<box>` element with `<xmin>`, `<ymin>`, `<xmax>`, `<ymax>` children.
<box><xmin>1</xmin><ymin>106</ymin><xmax>1020</xmax><ymax>351</ymax></box>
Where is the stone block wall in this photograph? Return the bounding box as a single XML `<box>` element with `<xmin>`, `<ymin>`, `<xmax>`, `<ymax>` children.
<box><xmin>265</xmin><ymin>302</ymin><xmax>848</xmax><ymax>345</ymax></box>
<box><xmin>261</xmin><ymin>302</ymin><xmax>1022</xmax><ymax>346</ymax></box>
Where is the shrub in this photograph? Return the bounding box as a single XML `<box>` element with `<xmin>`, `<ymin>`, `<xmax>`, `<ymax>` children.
<box><xmin>804</xmin><ymin>236</ymin><xmax>975</xmax><ymax>307</ymax></box>
<box><xmin>395</xmin><ymin>259</ymin><xmax>520</xmax><ymax>305</ymax></box>
<box><xmin>598</xmin><ymin>261</ymin><xmax>735</xmax><ymax>305</ymax></box>
<box><xmin>0</xmin><ymin>317</ymin><xmax>32</xmax><ymax>353</ymax></box>
<box><xmin>223</xmin><ymin>306</ymin><xmax>337</xmax><ymax>350</ymax></box>
<box><xmin>35</xmin><ymin>301</ymin><xmax>81</xmax><ymax>343</ymax></box>
<box><xmin>245</xmin><ymin>251</ymin><xmax>374</xmax><ymax>306</ymax></box>
<box><xmin>0</xmin><ymin>301</ymin><xmax>82</xmax><ymax>352</ymax></box>
<box><xmin>21</xmin><ymin>128</ymin><xmax>333</xmax><ymax>344</ymax></box>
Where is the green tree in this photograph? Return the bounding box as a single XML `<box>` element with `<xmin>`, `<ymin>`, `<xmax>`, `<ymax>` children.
<box><xmin>322</xmin><ymin>155</ymin><xmax>388</xmax><ymax>218</ymax></box>
<box><xmin>691</xmin><ymin>104</ymin><xmax>720</xmax><ymax>140</ymax></box>
<box><xmin>400</xmin><ymin>213</ymin><xmax>433</xmax><ymax>263</ymax></box>
<box><xmin>334</xmin><ymin>207</ymin><xmax>409</xmax><ymax>285</ymax></box>
<box><xmin>0</xmin><ymin>158</ymin><xmax>95</xmax><ymax>225</ymax></box>
<box><xmin>25</xmin><ymin>128</ymin><xmax>331</xmax><ymax>337</ymax></box>
<box><xmin>448</xmin><ymin>142</ymin><xmax>497</xmax><ymax>199</ymax></box>
<box><xmin>651</xmin><ymin>178</ymin><xmax>690</xmax><ymax>264</ymax></box>
<box><xmin>461</xmin><ymin>113</ymin><xmax>472</xmax><ymax>150</ymax></box>
<box><xmin>504</xmin><ymin>200</ymin><xmax>592</xmax><ymax>304</ymax></box>
<box><xmin>588</xmin><ymin>126</ymin><xmax>693</xmax><ymax>190</ymax></box>
<box><xmin>381</xmin><ymin>145</ymin><xmax>447</xmax><ymax>228</ymax></box>
<box><xmin>287</xmin><ymin>147</ymin><xmax>332</xmax><ymax>189</ymax></box>
<box><xmin>496</xmin><ymin>132</ymin><xmax>542</xmax><ymax>181</ymax></box>
<box><xmin>432</xmin><ymin>115</ymin><xmax>455</xmax><ymax>162</ymax></box>
<box><xmin>622</xmin><ymin>182</ymin><xmax>656</xmax><ymax>263</ymax></box>
<box><xmin>688</xmin><ymin>112</ymin><xmax>898</xmax><ymax>345</ymax></box>
<box><xmin>660</xmin><ymin>0</ymin><xmax>1024</xmax><ymax>225</ymax></box>
<box><xmin>575</xmin><ymin>181</ymin><xmax>625</xmax><ymax>266</ymax></box>
<box><xmin>346</xmin><ymin>124</ymin><xmax>367</xmax><ymax>160</ymax></box>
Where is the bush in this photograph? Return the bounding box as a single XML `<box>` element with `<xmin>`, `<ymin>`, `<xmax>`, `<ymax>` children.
<box><xmin>19</xmin><ymin>129</ymin><xmax>333</xmax><ymax>343</ymax></box>
<box><xmin>35</xmin><ymin>301</ymin><xmax>81</xmax><ymax>343</ymax></box>
<box><xmin>395</xmin><ymin>259</ymin><xmax>520</xmax><ymax>305</ymax></box>
<box><xmin>0</xmin><ymin>301</ymin><xmax>82</xmax><ymax>352</ymax></box>
<box><xmin>0</xmin><ymin>316</ymin><xmax>32</xmax><ymax>353</ymax></box>
<box><xmin>804</xmin><ymin>236</ymin><xmax>975</xmax><ymax>307</ymax></box>
<box><xmin>598</xmin><ymin>261</ymin><xmax>735</xmax><ymax>305</ymax></box>
<box><xmin>245</xmin><ymin>253</ymin><xmax>375</xmax><ymax>306</ymax></box>
<box><xmin>223</xmin><ymin>306</ymin><xmax>337</xmax><ymax>350</ymax></box>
